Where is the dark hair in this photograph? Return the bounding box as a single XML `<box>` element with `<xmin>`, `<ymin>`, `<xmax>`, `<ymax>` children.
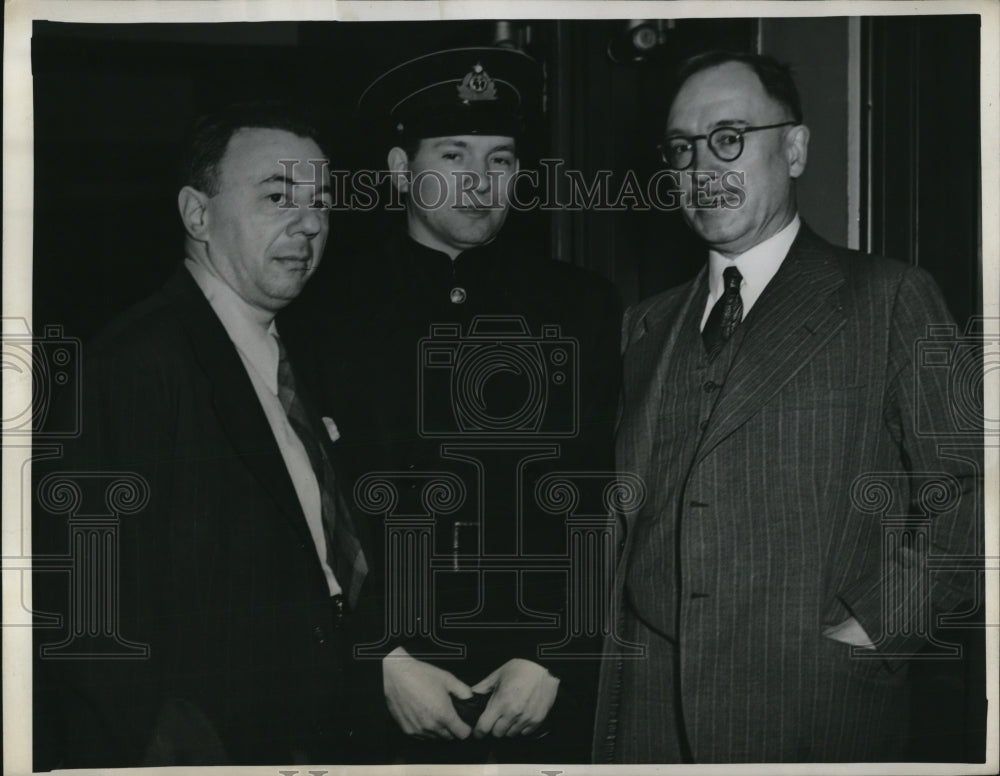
<box><xmin>669</xmin><ymin>50</ymin><xmax>803</xmax><ymax>124</ymax></box>
<box><xmin>179</xmin><ymin>101</ymin><xmax>325</xmax><ymax>195</ymax></box>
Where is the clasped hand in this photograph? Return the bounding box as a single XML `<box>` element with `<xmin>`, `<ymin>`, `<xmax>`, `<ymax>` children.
<box><xmin>383</xmin><ymin>648</ymin><xmax>560</xmax><ymax>740</ymax></box>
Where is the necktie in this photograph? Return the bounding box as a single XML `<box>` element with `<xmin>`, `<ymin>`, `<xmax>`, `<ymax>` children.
<box><xmin>702</xmin><ymin>266</ymin><xmax>744</xmax><ymax>360</ymax></box>
<box><xmin>274</xmin><ymin>335</ymin><xmax>368</xmax><ymax>608</ymax></box>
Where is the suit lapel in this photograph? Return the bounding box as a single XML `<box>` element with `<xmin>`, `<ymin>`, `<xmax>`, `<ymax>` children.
<box><xmin>166</xmin><ymin>267</ymin><xmax>315</xmax><ymax>549</ymax></box>
<box><xmin>619</xmin><ymin>269</ymin><xmax>705</xmax><ymax>522</ymax></box>
<box><xmin>695</xmin><ymin>227</ymin><xmax>848</xmax><ymax>463</ymax></box>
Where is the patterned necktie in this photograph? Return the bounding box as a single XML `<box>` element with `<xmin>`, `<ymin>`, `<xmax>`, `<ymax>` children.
<box><xmin>702</xmin><ymin>266</ymin><xmax>744</xmax><ymax>360</ymax></box>
<box><xmin>274</xmin><ymin>334</ymin><xmax>368</xmax><ymax>608</ymax></box>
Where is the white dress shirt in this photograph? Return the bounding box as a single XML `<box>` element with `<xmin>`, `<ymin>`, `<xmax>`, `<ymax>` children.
<box><xmin>700</xmin><ymin>215</ymin><xmax>801</xmax><ymax>330</ymax></box>
<box><xmin>185</xmin><ymin>258</ymin><xmax>342</xmax><ymax>596</ymax></box>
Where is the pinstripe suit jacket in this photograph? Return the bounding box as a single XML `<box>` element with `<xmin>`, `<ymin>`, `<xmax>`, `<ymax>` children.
<box><xmin>593</xmin><ymin>225</ymin><xmax>980</xmax><ymax>762</ymax></box>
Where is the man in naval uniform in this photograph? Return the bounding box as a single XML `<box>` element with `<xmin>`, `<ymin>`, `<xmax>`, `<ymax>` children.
<box><xmin>288</xmin><ymin>47</ymin><xmax>622</xmax><ymax>763</ymax></box>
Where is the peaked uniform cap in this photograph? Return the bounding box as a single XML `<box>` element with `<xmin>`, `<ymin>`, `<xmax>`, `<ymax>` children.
<box><xmin>357</xmin><ymin>46</ymin><xmax>542</xmax><ymax>141</ymax></box>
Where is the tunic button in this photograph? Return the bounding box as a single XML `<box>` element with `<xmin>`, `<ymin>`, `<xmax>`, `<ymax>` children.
<box><xmin>450</xmin><ymin>287</ymin><xmax>467</xmax><ymax>304</ymax></box>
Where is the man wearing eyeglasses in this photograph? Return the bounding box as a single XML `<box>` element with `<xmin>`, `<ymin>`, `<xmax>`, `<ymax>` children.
<box><xmin>593</xmin><ymin>50</ymin><xmax>978</xmax><ymax>763</ymax></box>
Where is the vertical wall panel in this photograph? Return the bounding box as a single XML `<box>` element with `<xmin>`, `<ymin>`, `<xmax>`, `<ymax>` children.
<box><xmin>760</xmin><ymin>17</ymin><xmax>853</xmax><ymax>249</ymax></box>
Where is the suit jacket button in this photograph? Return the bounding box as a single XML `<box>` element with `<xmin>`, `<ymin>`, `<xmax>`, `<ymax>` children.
<box><xmin>313</xmin><ymin>625</ymin><xmax>327</xmax><ymax>644</ymax></box>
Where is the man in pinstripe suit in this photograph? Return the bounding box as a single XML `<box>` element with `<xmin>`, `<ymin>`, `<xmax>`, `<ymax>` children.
<box><xmin>593</xmin><ymin>51</ymin><xmax>980</xmax><ymax>762</ymax></box>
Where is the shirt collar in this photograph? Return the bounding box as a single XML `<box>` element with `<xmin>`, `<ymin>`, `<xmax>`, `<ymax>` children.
<box><xmin>184</xmin><ymin>258</ymin><xmax>280</xmax><ymax>394</ymax></box>
<box><xmin>706</xmin><ymin>215</ymin><xmax>801</xmax><ymax>302</ymax></box>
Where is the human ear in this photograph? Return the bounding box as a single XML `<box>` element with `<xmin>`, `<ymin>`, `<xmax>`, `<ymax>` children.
<box><xmin>785</xmin><ymin>124</ymin><xmax>810</xmax><ymax>179</ymax></box>
<box><xmin>387</xmin><ymin>147</ymin><xmax>410</xmax><ymax>193</ymax></box>
<box><xmin>177</xmin><ymin>186</ymin><xmax>211</xmax><ymax>240</ymax></box>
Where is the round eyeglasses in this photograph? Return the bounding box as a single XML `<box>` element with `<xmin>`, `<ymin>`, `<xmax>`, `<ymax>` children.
<box><xmin>657</xmin><ymin>121</ymin><xmax>797</xmax><ymax>170</ymax></box>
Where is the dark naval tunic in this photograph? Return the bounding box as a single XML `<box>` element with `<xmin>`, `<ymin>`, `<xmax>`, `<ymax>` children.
<box><xmin>284</xmin><ymin>228</ymin><xmax>622</xmax><ymax>763</ymax></box>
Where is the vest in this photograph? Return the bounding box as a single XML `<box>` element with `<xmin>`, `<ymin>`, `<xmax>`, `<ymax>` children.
<box><xmin>624</xmin><ymin>288</ymin><xmax>748</xmax><ymax>641</ymax></box>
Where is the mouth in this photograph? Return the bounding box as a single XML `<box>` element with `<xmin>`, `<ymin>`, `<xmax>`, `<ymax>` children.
<box><xmin>453</xmin><ymin>205</ymin><xmax>501</xmax><ymax>216</ymax></box>
<box><xmin>273</xmin><ymin>254</ymin><xmax>314</xmax><ymax>271</ymax></box>
<box><xmin>687</xmin><ymin>194</ymin><xmax>732</xmax><ymax>210</ymax></box>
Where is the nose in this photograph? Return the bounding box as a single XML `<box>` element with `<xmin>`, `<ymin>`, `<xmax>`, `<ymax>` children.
<box><xmin>689</xmin><ymin>139</ymin><xmax>704</xmax><ymax>169</ymax></box>
<box><xmin>288</xmin><ymin>203</ymin><xmax>325</xmax><ymax>238</ymax></box>
<box><xmin>692</xmin><ymin>137</ymin><xmax>727</xmax><ymax>171</ymax></box>
<box><xmin>471</xmin><ymin>156</ymin><xmax>491</xmax><ymax>192</ymax></box>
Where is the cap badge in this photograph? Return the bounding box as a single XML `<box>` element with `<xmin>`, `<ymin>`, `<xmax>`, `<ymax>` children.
<box><xmin>457</xmin><ymin>63</ymin><xmax>497</xmax><ymax>103</ymax></box>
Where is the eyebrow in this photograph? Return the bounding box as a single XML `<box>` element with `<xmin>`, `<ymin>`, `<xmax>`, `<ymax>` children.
<box><xmin>665</xmin><ymin>118</ymin><xmax>749</xmax><ymax>136</ymax></box>
<box><xmin>428</xmin><ymin>139</ymin><xmax>516</xmax><ymax>155</ymax></box>
<box><xmin>428</xmin><ymin>139</ymin><xmax>470</xmax><ymax>149</ymax></box>
<box><xmin>257</xmin><ymin>173</ymin><xmax>330</xmax><ymax>195</ymax></box>
<box><xmin>711</xmin><ymin>119</ymin><xmax>750</xmax><ymax>129</ymax></box>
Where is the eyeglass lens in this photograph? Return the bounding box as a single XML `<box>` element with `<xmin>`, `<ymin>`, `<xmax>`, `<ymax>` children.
<box><xmin>663</xmin><ymin>127</ymin><xmax>745</xmax><ymax>169</ymax></box>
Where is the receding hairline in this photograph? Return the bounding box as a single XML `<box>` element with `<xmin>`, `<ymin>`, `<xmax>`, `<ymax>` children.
<box><xmin>178</xmin><ymin>101</ymin><xmax>329</xmax><ymax>196</ymax></box>
<box><xmin>667</xmin><ymin>60</ymin><xmax>796</xmax><ymax>127</ymax></box>
<box><xmin>212</xmin><ymin>126</ymin><xmax>329</xmax><ymax>183</ymax></box>
<box><xmin>223</xmin><ymin>125</ymin><xmax>328</xmax><ymax>154</ymax></box>
<box><xmin>665</xmin><ymin>49</ymin><xmax>804</xmax><ymax>132</ymax></box>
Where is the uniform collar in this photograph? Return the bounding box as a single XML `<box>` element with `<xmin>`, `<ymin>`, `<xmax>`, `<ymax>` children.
<box><xmin>400</xmin><ymin>229</ymin><xmax>503</xmax><ymax>267</ymax></box>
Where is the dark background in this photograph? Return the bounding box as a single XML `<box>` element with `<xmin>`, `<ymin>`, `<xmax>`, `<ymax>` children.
<box><xmin>33</xmin><ymin>17</ymin><xmax>982</xmax><ymax>338</ymax></box>
<box><xmin>30</xmin><ymin>16</ymin><xmax>986</xmax><ymax>762</ymax></box>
